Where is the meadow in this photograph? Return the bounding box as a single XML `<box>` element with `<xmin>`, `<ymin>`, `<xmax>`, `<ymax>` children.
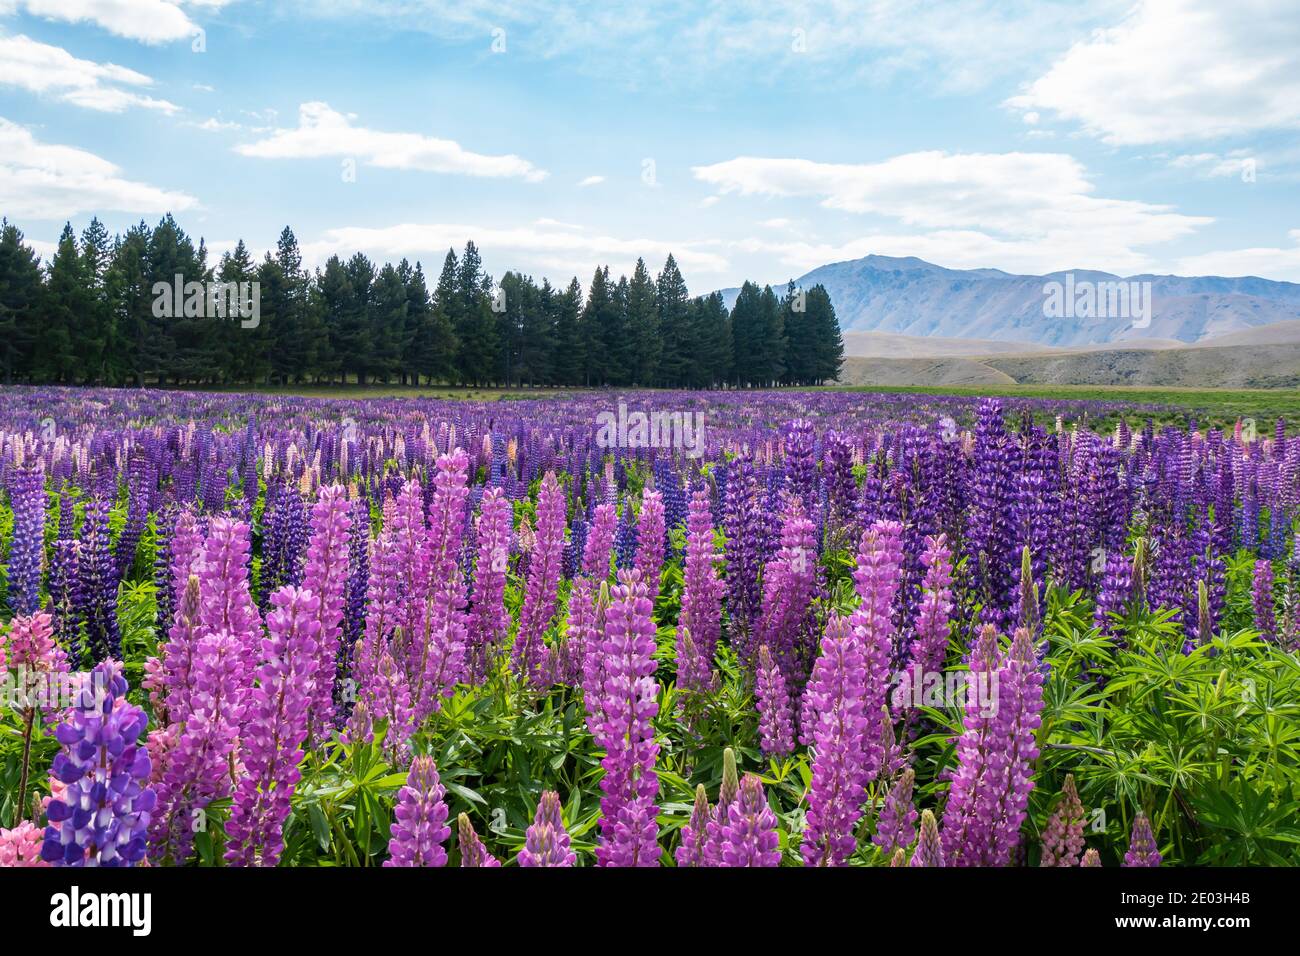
<box><xmin>0</xmin><ymin>384</ymin><xmax>1297</xmax><ymax>867</ymax></box>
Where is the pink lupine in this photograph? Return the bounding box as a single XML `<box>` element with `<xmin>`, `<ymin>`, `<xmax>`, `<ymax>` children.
<box><xmin>194</xmin><ymin>516</ymin><xmax>263</xmax><ymax>698</ymax></box>
<box><xmin>910</xmin><ymin>809</ymin><xmax>945</xmax><ymax>867</ymax></box>
<box><xmin>0</xmin><ymin>821</ymin><xmax>48</xmax><ymax>867</ymax></box>
<box><xmin>302</xmin><ymin>484</ymin><xmax>353</xmax><ymax>745</ymax></box>
<box><xmin>1039</xmin><ymin>775</ymin><xmax>1086</xmax><ymax>867</ymax></box>
<box><xmin>634</xmin><ymin>488</ymin><xmax>665</xmax><ymax>601</ymax></box>
<box><xmin>755</xmin><ymin>644</ymin><xmax>795</xmax><ymax>759</ymax></box>
<box><xmin>467</xmin><ymin>485</ymin><xmax>513</xmax><ymax>682</ymax></box>
<box><xmin>457</xmin><ymin>813</ymin><xmax>500</xmax><ymax>867</ymax></box>
<box><xmin>718</xmin><ymin>774</ymin><xmax>781</xmax><ymax>867</ymax></box>
<box><xmin>518</xmin><ymin>791</ymin><xmax>576</xmax><ymax>867</ymax></box>
<box><xmin>675</xmin><ymin>785</ymin><xmax>711</xmax><ymax>867</ymax></box>
<box><xmin>514</xmin><ymin>471</ymin><xmax>566</xmax><ymax>684</ymax></box>
<box><xmin>675</xmin><ymin>486</ymin><xmax>722</xmax><ymax>695</ymax></box>
<box><xmin>583</xmin><ymin>502</ymin><xmax>618</xmax><ymax>578</ymax></box>
<box><xmin>385</xmin><ymin>756</ymin><xmax>451</xmax><ymax>867</ymax></box>
<box><xmin>873</xmin><ymin>767</ymin><xmax>918</xmax><ymax>856</ymax></box>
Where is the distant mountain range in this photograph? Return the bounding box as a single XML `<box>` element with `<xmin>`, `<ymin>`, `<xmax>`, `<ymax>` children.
<box><xmin>718</xmin><ymin>255</ymin><xmax>1300</xmax><ymax>348</ymax></box>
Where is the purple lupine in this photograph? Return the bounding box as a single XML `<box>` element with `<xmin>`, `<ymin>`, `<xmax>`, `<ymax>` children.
<box><xmin>908</xmin><ymin>534</ymin><xmax>953</xmax><ymax>677</ymax></box>
<box><xmin>800</xmin><ymin>612</ymin><xmax>869</xmax><ymax>867</ymax></box>
<box><xmin>1252</xmin><ymin>560</ymin><xmax>1277</xmax><ymax>642</ymax></box>
<box><xmin>159</xmin><ymin>576</ymin><xmax>202</xmax><ymax>725</ymax></box>
<box><xmin>195</xmin><ymin>516</ymin><xmax>262</xmax><ymax>700</ymax></box>
<box><xmin>676</xmin><ymin>486</ymin><xmax>722</xmax><ymax>695</ymax></box>
<box><xmin>42</xmin><ymin>661</ymin><xmax>155</xmax><ymax>867</ymax></box>
<box><xmin>514</xmin><ymin>470</ymin><xmax>566</xmax><ymax>684</ymax></box>
<box><xmin>723</xmin><ymin>451</ymin><xmax>765</xmax><ymax>653</ymax></box>
<box><xmin>755</xmin><ymin>493</ymin><xmax>818</xmax><ymax>682</ymax></box>
<box><xmin>909</xmin><ymin>809</ymin><xmax>945</xmax><ymax>867</ymax></box>
<box><xmin>343</xmin><ymin>496</ymin><xmax>370</xmax><ymax>675</ymax></box>
<box><xmin>74</xmin><ymin>494</ymin><xmax>119</xmax><ymax>665</ymax></box>
<box><xmin>634</xmin><ymin>488</ymin><xmax>665</xmax><ymax>602</ymax></box>
<box><xmin>755</xmin><ymin>644</ymin><xmax>795</xmax><ymax>759</ymax></box>
<box><xmin>938</xmin><ymin>625</ymin><xmax>1001</xmax><ymax>866</ymax></box>
<box><xmin>1123</xmin><ymin>811</ymin><xmax>1162</xmax><ymax>867</ymax></box>
<box><xmin>591</xmin><ymin>569</ymin><xmax>661</xmax><ymax>867</ymax></box>
<box><xmin>467</xmin><ymin>485</ymin><xmax>513</xmax><ymax>682</ymax></box>
<box><xmin>675</xmin><ymin>785</ymin><xmax>711</xmax><ymax>867</ymax></box>
<box><xmin>6</xmin><ymin>461</ymin><xmax>45</xmax><ymax>616</ymax></box>
<box><xmin>385</xmin><ymin>755</ymin><xmax>451</xmax><ymax>867</ymax></box>
<box><xmin>302</xmin><ymin>484</ymin><xmax>352</xmax><ymax>743</ymax></box>
<box><xmin>1094</xmin><ymin>551</ymin><xmax>1133</xmax><ymax>638</ymax></box>
<box><xmin>719</xmin><ymin>773</ymin><xmax>781</xmax><ymax>867</ymax></box>
<box><xmin>1039</xmin><ymin>774</ymin><xmax>1086</xmax><ymax>867</ymax></box>
<box><xmin>457</xmin><ymin>813</ymin><xmax>501</xmax><ymax>867</ymax></box>
<box><xmin>414</xmin><ymin>450</ymin><xmax>471</xmax><ymax>719</ymax></box>
<box><xmin>557</xmin><ymin>573</ymin><xmax>599</xmax><ymax>687</ymax></box>
<box><xmin>583</xmin><ymin>501</ymin><xmax>618</xmax><ymax>578</ymax></box>
<box><xmin>48</xmin><ymin>538</ymin><xmax>79</xmax><ymax>652</ymax></box>
<box><xmin>518</xmin><ymin>790</ymin><xmax>576</xmax><ymax>867</ymax></box>
<box><xmin>873</xmin><ymin>767</ymin><xmax>918</xmax><ymax>856</ymax></box>
<box><xmin>1081</xmin><ymin>848</ymin><xmax>1101</xmax><ymax>867</ymax></box>
<box><xmin>225</xmin><ymin>586</ymin><xmax>322</xmax><ymax>867</ymax></box>
<box><xmin>702</xmin><ymin>747</ymin><xmax>740</xmax><ymax>867</ymax></box>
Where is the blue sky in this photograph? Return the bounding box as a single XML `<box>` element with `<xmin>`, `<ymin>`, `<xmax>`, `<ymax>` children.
<box><xmin>2</xmin><ymin>0</ymin><xmax>1299</xmax><ymax>291</ymax></box>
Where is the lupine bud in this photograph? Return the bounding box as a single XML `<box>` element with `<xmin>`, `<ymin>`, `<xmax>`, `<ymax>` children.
<box><xmin>909</xmin><ymin>809</ymin><xmax>945</xmax><ymax>867</ymax></box>
<box><xmin>518</xmin><ymin>791</ymin><xmax>576</xmax><ymax>867</ymax></box>
<box><xmin>385</xmin><ymin>756</ymin><xmax>451</xmax><ymax>867</ymax></box>
<box><xmin>1123</xmin><ymin>811</ymin><xmax>1161</xmax><ymax>867</ymax></box>
<box><xmin>719</xmin><ymin>774</ymin><xmax>780</xmax><ymax>867</ymax></box>
<box><xmin>457</xmin><ymin>813</ymin><xmax>500</xmax><ymax>867</ymax></box>
<box><xmin>1039</xmin><ymin>774</ymin><xmax>1086</xmax><ymax>867</ymax></box>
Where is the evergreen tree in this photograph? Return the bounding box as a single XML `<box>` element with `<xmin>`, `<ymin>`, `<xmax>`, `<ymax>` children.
<box><xmin>0</xmin><ymin>221</ymin><xmax>44</xmax><ymax>383</ymax></box>
<box><xmin>453</xmin><ymin>242</ymin><xmax>497</xmax><ymax>386</ymax></box>
<box><xmin>655</xmin><ymin>254</ymin><xmax>690</xmax><ymax>386</ymax></box>
<box><xmin>551</xmin><ymin>276</ymin><xmax>584</xmax><ymax>385</ymax></box>
<box><xmin>805</xmin><ymin>283</ymin><xmax>844</xmax><ymax>384</ymax></box>
<box><xmin>38</xmin><ymin>224</ymin><xmax>85</xmax><ymax>383</ymax></box>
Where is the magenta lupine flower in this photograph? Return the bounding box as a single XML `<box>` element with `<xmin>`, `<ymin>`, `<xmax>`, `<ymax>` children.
<box><xmin>582</xmin><ymin>502</ymin><xmax>618</xmax><ymax>578</ymax></box>
<box><xmin>909</xmin><ymin>809</ymin><xmax>945</xmax><ymax>867</ymax></box>
<box><xmin>195</xmin><ymin>516</ymin><xmax>262</xmax><ymax>702</ymax></box>
<box><xmin>457</xmin><ymin>813</ymin><xmax>501</xmax><ymax>867</ymax></box>
<box><xmin>1039</xmin><ymin>775</ymin><xmax>1086</xmax><ymax>867</ymax></box>
<box><xmin>5</xmin><ymin>610</ymin><xmax>69</xmax><ymax>680</ymax></box>
<box><xmin>755</xmin><ymin>493</ymin><xmax>817</xmax><ymax>681</ymax></box>
<box><xmin>558</xmin><ymin>574</ymin><xmax>599</xmax><ymax>686</ymax></box>
<box><xmin>518</xmin><ymin>791</ymin><xmax>576</xmax><ymax>867</ymax></box>
<box><xmin>302</xmin><ymin>484</ymin><xmax>353</xmax><ymax>743</ymax></box>
<box><xmin>354</xmin><ymin>528</ymin><xmax>400</xmax><ymax>711</ymax></box>
<box><xmin>167</xmin><ymin>509</ymin><xmax>203</xmax><ymax>620</ymax></box>
<box><xmin>755</xmin><ymin>644</ymin><xmax>795</xmax><ymax>758</ymax></box>
<box><xmin>42</xmin><ymin>661</ymin><xmax>156</xmax><ymax>867</ymax></box>
<box><xmin>1123</xmin><ymin>811</ymin><xmax>1162</xmax><ymax>867</ymax></box>
<box><xmin>225</xmin><ymin>586</ymin><xmax>322</xmax><ymax>867</ymax></box>
<box><xmin>800</xmin><ymin>612</ymin><xmax>869</xmax><ymax>867</ymax></box>
<box><xmin>1252</xmin><ymin>560</ymin><xmax>1277</xmax><ymax>642</ymax></box>
<box><xmin>591</xmin><ymin>569</ymin><xmax>661</xmax><ymax>867</ymax></box>
<box><xmin>467</xmin><ymin>485</ymin><xmax>513</xmax><ymax>682</ymax></box>
<box><xmin>414</xmin><ymin>450</ymin><xmax>471</xmax><ymax>719</ymax></box>
<box><xmin>873</xmin><ymin>767</ymin><xmax>918</xmax><ymax>856</ymax></box>
<box><xmin>385</xmin><ymin>755</ymin><xmax>451</xmax><ymax>867</ymax></box>
<box><xmin>391</xmin><ymin>478</ymin><xmax>429</xmax><ymax>671</ymax></box>
<box><xmin>634</xmin><ymin>488</ymin><xmax>665</xmax><ymax>602</ymax></box>
<box><xmin>719</xmin><ymin>774</ymin><xmax>781</xmax><ymax>867</ymax></box>
<box><xmin>703</xmin><ymin>747</ymin><xmax>740</xmax><ymax>867</ymax></box>
<box><xmin>908</xmin><ymin>534</ymin><xmax>953</xmax><ymax>677</ymax></box>
<box><xmin>675</xmin><ymin>785</ymin><xmax>711</xmax><ymax>867</ymax></box>
<box><xmin>0</xmin><ymin>821</ymin><xmax>48</xmax><ymax>866</ymax></box>
<box><xmin>675</xmin><ymin>486</ymin><xmax>721</xmax><ymax>695</ymax></box>
<box><xmin>987</xmin><ymin>627</ymin><xmax>1045</xmax><ymax>864</ymax></box>
<box><xmin>939</xmin><ymin>625</ymin><xmax>1000</xmax><ymax>866</ymax></box>
<box><xmin>514</xmin><ymin>471</ymin><xmax>566</xmax><ymax>684</ymax></box>
<box><xmin>7</xmin><ymin>462</ymin><xmax>46</xmax><ymax>616</ymax></box>
<box><xmin>159</xmin><ymin>576</ymin><xmax>202</xmax><ymax>725</ymax></box>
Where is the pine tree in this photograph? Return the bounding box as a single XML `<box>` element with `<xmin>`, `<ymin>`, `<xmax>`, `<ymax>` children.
<box><xmin>806</xmin><ymin>283</ymin><xmax>844</xmax><ymax>384</ymax></box>
<box><xmin>551</xmin><ymin>277</ymin><xmax>584</xmax><ymax>385</ymax></box>
<box><xmin>626</xmin><ymin>258</ymin><xmax>659</xmax><ymax>386</ymax></box>
<box><xmin>38</xmin><ymin>224</ymin><xmax>85</xmax><ymax>383</ymax></box>
<box><xmin>0</xmin><ymin>221</ymin><xmax>44</xmax><ymax>383</ymax></box>
<box><xmin>655</xmin><ymin>254</ymin><xmax>691</xmax><ymax>386</ymax></box>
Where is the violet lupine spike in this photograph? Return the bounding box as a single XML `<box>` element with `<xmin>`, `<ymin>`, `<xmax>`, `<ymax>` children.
<box><xmin>755</xmin><ymin>644</ymin><xmax>796</xmax><ymax>759</ymax></box>
<box><xmin>159</xmin><ymin>576</ymin><xmax>202</xmax><ymax>725</ymax></box>
<box><xmin>675</xmin><ymin>784</ymin><xmax>711</xmax><ymax>868</ymax></box>
<box><xmin>675</xmin><ymin>486</ymin><xmax>722</xmax><ymax>695</ymax></box>
<box><xmin>558</xmin><ymin>574</ymin><xmax>599</xmax><ymax>687</ymax></box>
<box><xmin>74</xmin><ymin>495</ymin><xmax>120</xmax><ymax>665</ymax></box>
<box><xmin>719</xmin><ymin>773</ymin><xmax>781</xmax><ymax>867</ymax></box>
<box><xmin>457</xmin><ymin>813</ymin><xmax>501</xmax><ymax>867</ymax></box>
<box><xmin>702</xmin><ymin>747</ymin><xmax>740</xmax><ymax>867</ymax></box>
<box><xmin>847</xmin><ymin>520</ymin><xmax>905</xmax><ymax>786</ymax></box>
<box><xmin>582</xmin><ymin>501</ymin><xmax>618</xmax><ymax>578</ymax></box>
<box><xmin>634</xmin><ymin>488</ymin><xmax>665</xmax><ymax>602</ymax></box>
<box><xmin>385</xmin><ymin>755</ymin><xmax>451</xmax><ymax>867</ymax></box>
<box><xmin>48</xmin><ymin>538</ymin><xmax>79</xmax><ymax>654</ymax></box>
<box><xmin>195</xmin><ymin>516</ymin><xmax>263</xmax><ymax>698</ymax></box>
<box><xmin>343</xmin><ymin>496</ymin><xmax>370</xmax><ymax>674</ymax></box>
<box><xmin>1252</xmin><ymin>560</ymin><xmax>1277</xmax><ymax>643</ymax></box>
<box><xmin>873</xmin><ymin>767</ymin><xmax>918</xmax><ymax>856</ymax></box>
<box><xmin>518</xmin><ymin>791</ymin><xmax>577</xmax><ymax>867</ymax></box>
<box><xmin>755</xmin><ymin>493</ymin><xmax>818</xmax><ymax>683</ymax></box>
<box><xmin>1039</xmin><ymin>774</ymin><xmax>1086</xmax><ymax>867</ymax></box>
<box><xmin>42</xmin><ymin>661</ymin><xmax>156</xmax><ymax>867</ymax></box>
<box><xmin>985</xmin><ymin>626</ymin><xmax>1046</xmax><ymax>866</ymax></box>
<box><xmin>301</xmin><ymin>484</ymin><xmax>352</xmax><ymax>743</ymax></box>
<box><xmin>1094</xmin><ymin>551</ymin><xmax>1133</xmax><ymax>638</ymax></box>
<box><xmin>7</xmin><ymin>462</ymin><xmax>46</xmax><ymax>616</ymax></box>
<box><xmin>908</xmin><ymin>533</ymin><xmax>953</xmax><ymax>678</ymax></box>
<box><xmin>909</xmin><ymin>809</ymin><xmax>945</xmax><ymax>867</ymax></box>
<box><xmin>938</xmin><ymin>625</ymin><xmax>1001</xmax><ymax>866</ymax></box>
<box><xmin>800</xmin><ymin>612</ymin><xmax>869</xmax><ymax>867</ymax></box>
<box><xmin>514</xmin><ymin>471</ymin><xmax>566</xmax><ymax>684</ymax></box>
<box><xmin>467</xmin><ymin>485</ymin><xmax>513</xmax><ymax>683</ymax></box>
<box><xmin>391</xmin><ymin>478</ymin><xmax>429</xmax><ymax>675</ymax></box>
<box><xmin>1123</xmin><ymin>811</ymin><xmax>1162</xmax><ymax>867</ymax></box>
<box><xmin>225</xmin><ymin>586</ymin><xmax>322</xmax><ymax>867</ymax></box>
<box><xmin>591</xmin><ymin>569</ymin><xmax>661</xmax><ymax>867</ymax></box>
<box><xmin>414</xmin><ymin>449</ymin><xmax>471</xmax><ymax>719</ymax></box>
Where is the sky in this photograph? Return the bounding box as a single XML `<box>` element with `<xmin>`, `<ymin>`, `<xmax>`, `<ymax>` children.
<box><xmin>2</xmin><ymin>0</ymin><xmax>1299</xmax><ymax>292</ymax></box>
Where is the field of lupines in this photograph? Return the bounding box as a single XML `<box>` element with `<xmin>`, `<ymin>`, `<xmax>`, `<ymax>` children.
<box><xmin>0</xmin><ymin>385</ymin><xmax>1297</xmax><ymax>868</ymax></box>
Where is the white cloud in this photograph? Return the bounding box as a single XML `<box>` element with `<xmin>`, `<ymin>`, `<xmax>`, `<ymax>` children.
<box><xmin>235</xmin><ymin>102</ymin><xmax>548</xmax><ymax>182</ymax></box>
<box><xmin>577</xmin><ymin>175</ymin><xmax>604</xmax><ymax>187</ymax></box>
<box><xmin>0</xmin><ymin>116</ymin><xmax>197</xmax><ymax>219</ymax></box>
<box><xmin>1175</xmin><ymin>230</ymin><xmax>1300</xmax><ymax>281</ymax></box>
<box><xmin>11</xmin><ymin>0</ymin><xmax>213</xmax><ymax>44</ymax></box>
<box><xmin>299</xmin><ymin>221</ymin><xmax>727</xmax><ymax>284</ymax></box>
<box><xmin>190</xmin><ymin>116</ymin><xmax>241</xmax><ymax>132</ymax></box>
<box><xmin>693</xmin><ymin>150</ymin><xmax>1209</xmax><ymax>271</ymax></box>
<box><xmin>1006</xmin><ymin>0</ymin><xmax>1300</xmax><ymax>144</ymax></box>
<box><xmin>0</xmin><ymin>34</ymin><xmax>179</xmax><ymax>113</ymax></box>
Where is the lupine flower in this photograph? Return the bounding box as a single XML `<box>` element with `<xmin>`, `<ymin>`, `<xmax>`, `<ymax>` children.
<box><xmin>908</xmin><ymin>533</ymin><xmax>953</xmax><ymax>677</ymax></box>
<box><xmin>634</xmin><ymin>488</ymin><xmax>665</xmax><ymax>602</ymax></box>
<box><xmin>385</xmin><ymin>756</ymin><xmax>451</xmax><ymax>867</ymax></box>
<box><xmin>225</xmin><ymin>586</ymin><xmax>321</xmax><ymax>867</ymax></box>
<box><xmin>583</xmin><ymin>501</ymin><xmax>618</xmax><ymax>579</ymax></box>
<box><xmin>718</xmin><ymin>774</ymin><xmax>781</xmax><ymax>867</ymax></box>
<box><xmin>414</xmin><ymin>450</ymin><xmax>471</xmax><ymax>718</ymax></box>
<box><xmin>755</xmin><ymin>493</ymin><xmax>817</xmax><ymax>682</ymax></box>
<box><xmin>514</xmin><ymin>471</ymin><xmax>566</xmax><ymax>684</ymax></box>
<box><xmin>675</xmin><ymin>785</ymin><xmax>711</xmax><ymax>868</ymax></box>
<box><xmin>676</xmin><ymin>486</ymin><xmax>721</xmax><ymax>695</ymax></box>
<box><xmin>457</xmin><ymin>813</ymin><xmax>500</xmax><ymax>867</ymax></box>
<box><xmin>42</xmin><ymin>661</ymin><xmax>156</xmax><ymax>867</ymax></box>
<box><xmin>74</xmin><ymin>495</ymin><xmax>120</xmax><ymax>664</ymax></box>
<box><xmin>591</xmin><ymin>569</ymin><xmax>660</xmax><ymax>867</ymax></box>
<box><xmin>873</xmin><ymin>767</ymin><xmax>918</xmax><ymax>856</ymax></box>
<box><xmin>0</xmin><ymin>821</ymin><xmax>48</xmax><ymax>867</ymax></box>
<box><xmin>302</xmin><ymin>485</ymin><xmax>352</xmax><ymax>742</ymax></box>
<box><xmin>518</xmin><ymin>791</ymin><xmax>576</xmax><ymax>867</ymax></box>
<box><xmin>6</xmin><ymin>462</ymin><xmax>46</xmax><ymax>616</ymax></box>
<box><xmin>1081</xmin><ymin>848</ymin><xmax>1102</xmax><ymax>867</ymax></box>
<box><xmin>1252</xmin><ymin>560</ymin><xmax>1277</xmax><ymax>643</ymax></box>
<box><xmin>755</xmin><ymin>644</ymin><xmax>795</xmax><ymax>758</ymax></box>
<box><xmin>1039</xmin><ymin>774</ymin><xmax>1086</xmax><ymax>867</ymax></box>
<box><xmin>1123</xmin><ymin>811</ymin><xmax>1162</xmax><ymax>867</ymax></box>
<box><xmin>1094</xmin><ymin>551</ymin><xmax>1133</xmax><ymax>638</ymax></box>
<box><xmin>467</xmin><ymin>486</ymin><xmax>513</xmax><ymax>682</ymax></box>
<box><xmin>703</xmin><ymin>747</ymin><xmax>740</xmax><ymax>867</ymax></box>
<box><xmin>909</xmin><ymin>809</ymin><xmax>945</xmax><ymax>867</ymax></box>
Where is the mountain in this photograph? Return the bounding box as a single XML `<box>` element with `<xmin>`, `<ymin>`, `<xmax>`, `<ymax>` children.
<box><xmin>720</xmin><ymin>255</ymin><xmax>1300</xmax><ymax>348</ymax></box>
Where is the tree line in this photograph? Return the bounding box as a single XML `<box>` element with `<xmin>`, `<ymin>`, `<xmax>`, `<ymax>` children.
<box><xmin>0</xmin><ymin>215</ymin><xmax>844</xmax><ymax>389</ymax></box>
